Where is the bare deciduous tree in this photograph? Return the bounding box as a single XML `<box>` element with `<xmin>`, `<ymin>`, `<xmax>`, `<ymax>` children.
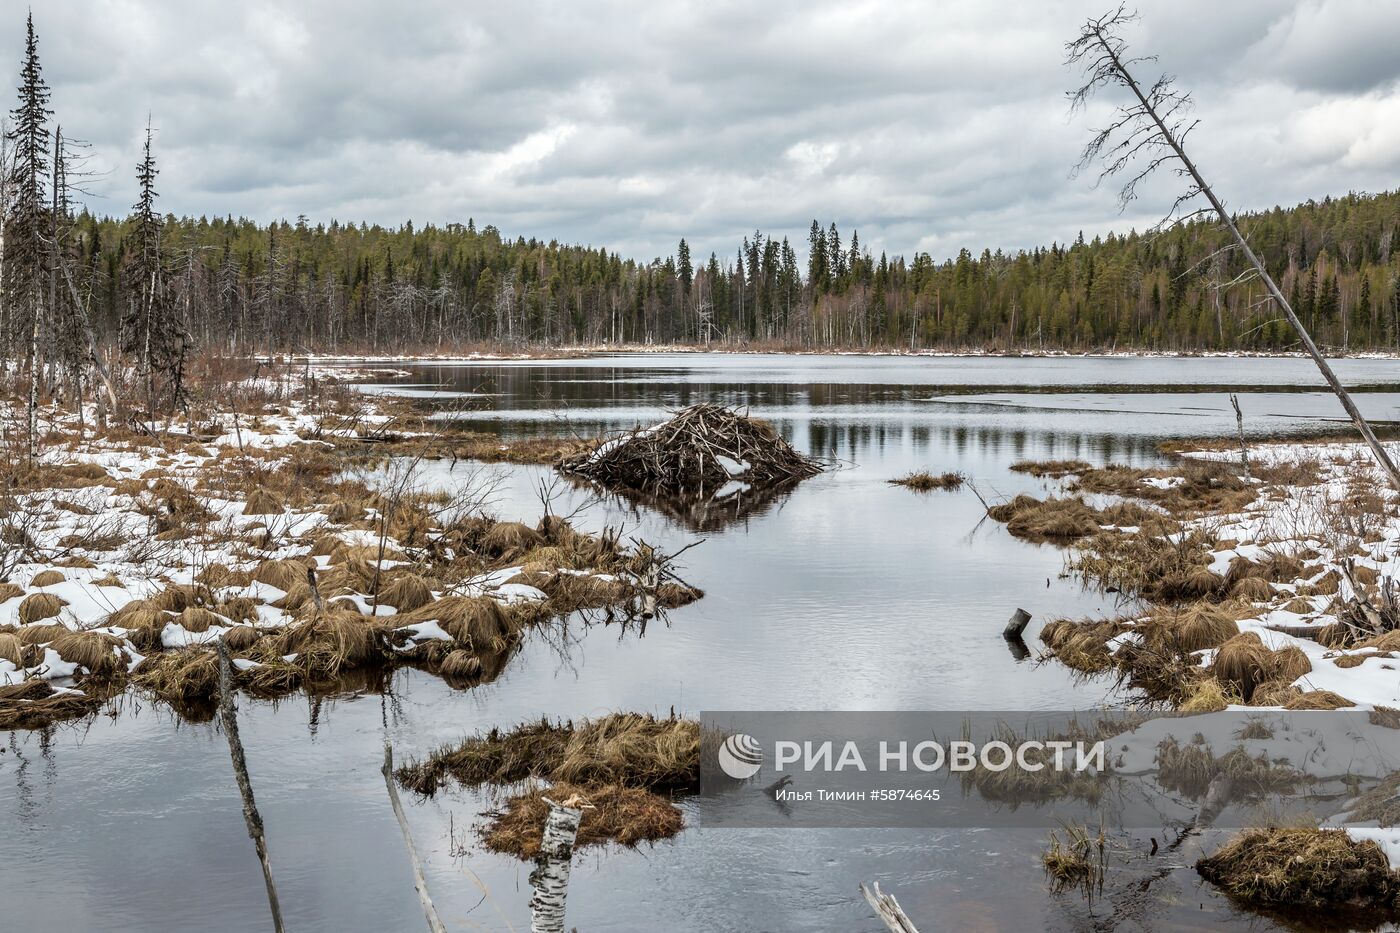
<box><xmin>1067</xmin><ymin>5</ymin><xmax>1400</xmax><ymax>492</ymax></box>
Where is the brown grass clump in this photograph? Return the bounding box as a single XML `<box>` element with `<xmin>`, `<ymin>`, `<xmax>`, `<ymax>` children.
<box><xmin>133</xmin><ymin>649</ymin><xmax>220</xmax><ymax>702</ymax></box>
<box><xmin>151</xmin><ymin>584</ymin><xmax>214</xmax><ymax>613</ymax></box>
<box><xmin>1042</xmin><ymin>823</ymin><xmax>1107</xmax><ymax>898</ymax></box>
<box><xmin>107</xmin><ymin>600</ymin><xmax>171</xmax><ymax>650</ymax></box>
<box><xmin>1010</xmin><ymin>459</ymin><xmax>1091</xmax><ymax>477</ymax></box>
<box><xmin>222</xmin><ymin>625</ymin><xmax>263</xmax><ymax>651</ymax></box>
<box><xmin>1272</xmin><ymin>645</ymin><xmax>1313</xmax><ymax>682</ymax></box>
<box><xmin>1211</xmin><ymin>633</ymin><xmax>1277</xmax><ymax>702</ymax></box>
<box><xmin>196</xmin><ymin>563</ymin><xmax>240</xmax><ymax>588</ymax></box>
<box><xmin>30</xmin><ymin>569</ymin><xmax>66</xmax><ymax>587</ymax></box>
<box><xmin>1182</xmin><ymin>565</ymin><xmax>1225</xmax><ymax>598</ymax></box>
<box><xmin>657</xmin><ymin>582</ymin><xmax>703</xmax><ymax>608</ymax></box>
<box><xmin>378</xmin><ymin>573</ymin><xmax>435</xmax><ymax>612</ymax></box>
<box><xmin>1249</xmin><ymin>680</ymin><xmax>1303</xmax><ymax>707</ymax></box>
<box><xmin>274</xmin><ymin>609</ymin><xmax>387</xmax><ymax>676</ymax></box>
<box><xmin>404</xmin><ymin>596</ymin><xmax>518</xmax><ymax>653</ymax></box>
<box><xmin>552</xmin><ymin>713</ymin><xmax>699</xmax><ymax>791</ymax></box>
<box><xmin>14</xmin><ymin>622</ymin><xmax>70</xmax><ymax>645</ymax></box>
<box><xmin>18</xmin><ymin>592</ymin><xmax>66</xmax><ymax>624</ymax></box>
<box><xmin>481</xmin><ymin>782</ymin><xmax>683</xmax><ymax>858</ymax></box>
<box><xmin>1230</xmin><ymin>575</ymin><xmax>1274</xmax><ymax>601</ymax></box>
<box><xmin>1284</xmin><ymin>690</ymin><xmax>1354</xmax><ymax>710</ymax></box>
<box><xmin>242</xmin><ymin>488</ymin><xmax>282</xmax><ymax>515</ymax></box>
<box><xmin>89</xmin><ymin>573</ymin><xmax>125</xmax><ymax>588</ymax></box>
<box><xmin>888</xmin><ymin>471</ymin><xmax>964</xmax><ymax>492</ymax></box>
<box><xmin>1039</xmin><ymin>618</ymin><xmax>1125</xmax><ymax>673</ymax></box>
<box><xmin>1145</xmin><ymin>603</ymin><xmax>1239</xmax><ymax>654</ymax></box>
<box><xmin>397</xmin><ymin>713</ymin><xmax>699</xmax><ymax>797</ymax></box>
<box><xmin>988</xmin><ymin>496</ymin><xmax>1101</xmax><ymax>542</ymax></box>
<box><xmin>176</xmin><ymin>607</ymin><xmax>224</xmax><ymax>633</ymax></box>
<box><xmin>1303</xmin><ymin>570</ymin><xmax>1342</xmax><ymax>597</ymax></box>
<box><xmin>308</xmin><ymin>532</ymin><xmax>346</xmax><ymax>557</ymax></box>
<box><xmin>1197</xmin><ymin>828</ymin><xmax>1400</xmax><ymax>910</ymax></box>
<box><xmin>252</xmin><ymin>558</ymin><xmax>309</xmax><ymax>592</ymax></box>
<box><xmin>50</xmin><ymin>631</ymin><xmax>124</xmax><ymax>677</ymax></box>
<box><xmin>0</xmin><ymin>582</ymin><xmax>24</xmax><ymax>603</ymax></box>
<box><xmin>1178</xmin><ymin>678</ymin><xmax>1234</xmax><ymax>713</ymax></box>
<box><xmin>436</xmin><ymin>648</ymin><xmax>483</xmax><ymax>681</ymax></box>
<box><xmin>0</xmin><ymin>631</ymin><xmax>21</xmax><ymax>666</ymax></box>
<box><xmin>1333</xmin><ymin>653</ymin><xmax>1368</xmax><ymax>669</ymax></box>
<box><xmin>480</xmin><ymin>521</ymin><xmax>543</xmax><ymax>558</ymax></box>
<box><xmin>398</xmin><ymin>720</ymin><xmax>572</xmax><ymax>794</ymax></box>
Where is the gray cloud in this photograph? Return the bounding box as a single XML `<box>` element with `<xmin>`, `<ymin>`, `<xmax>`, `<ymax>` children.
<box><xmin>8</xmin><ymin>0</ymin><xmax>1400</xmax><ymax>264</ymax></box>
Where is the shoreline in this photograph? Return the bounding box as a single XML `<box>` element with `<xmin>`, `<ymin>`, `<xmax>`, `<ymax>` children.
<box><xmin>281</xmin><ymin>346</ymin><xmax>1400</xmax><ymax>365</ymax></box>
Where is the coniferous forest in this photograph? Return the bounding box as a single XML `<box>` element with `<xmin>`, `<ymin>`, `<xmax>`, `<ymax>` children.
<box><xmin>8</xmin><ymin>12</ymin><xmax>1400</xmax><ymax>397</ymax></box>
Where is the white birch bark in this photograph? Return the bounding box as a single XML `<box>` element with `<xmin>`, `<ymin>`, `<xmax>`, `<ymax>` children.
<box><xmin>529</xmin><ymin>797</ymin><xmax>584</xmax><ymax>933</ymax></box>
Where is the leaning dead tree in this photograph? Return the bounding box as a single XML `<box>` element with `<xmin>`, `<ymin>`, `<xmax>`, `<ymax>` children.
<box><xmin>216</xmin><ymin>638</ymin><xmax>285</xmax><ymax>933</ymax></box>
<box><xmin>1067</xmin><ymin>5</ymin><xmax>1400</xmax><ymax>493</ymax></box>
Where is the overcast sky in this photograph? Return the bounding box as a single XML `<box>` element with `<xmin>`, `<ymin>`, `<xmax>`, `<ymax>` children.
<box><xmin>10</xmin><ymin>1</ymin><xmax>1400</xmax><ymax>264</ymax></box>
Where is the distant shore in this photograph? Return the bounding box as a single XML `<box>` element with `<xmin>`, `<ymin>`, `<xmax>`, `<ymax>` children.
<box><xmin>284</xmin><ymin>345</ymin><xmax>1400</xmax><ymax>365</ymax></box>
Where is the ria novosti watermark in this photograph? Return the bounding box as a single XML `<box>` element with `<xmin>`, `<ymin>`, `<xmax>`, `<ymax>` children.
<box><xmin>697</xmin><ymin>710</ymin><xmax>1400</xmax><ymax>829</ymax></box>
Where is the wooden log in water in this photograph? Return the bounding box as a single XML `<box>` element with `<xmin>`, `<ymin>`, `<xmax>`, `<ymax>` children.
<box><xmin>1003</xmin><ymin>608</ymin><xmax>1032</xmax><ymax>640</ymax></box>
<box><xmin>860</xmin><ymin>881</ymin><xmax>920</xmax><ymax>933</ymax></box>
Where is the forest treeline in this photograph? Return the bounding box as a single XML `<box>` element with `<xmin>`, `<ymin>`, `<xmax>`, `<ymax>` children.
<box><xmin>7</xmin><ymin>11</ymin><xmax>1400</xmax><ymax>436</ymax></box>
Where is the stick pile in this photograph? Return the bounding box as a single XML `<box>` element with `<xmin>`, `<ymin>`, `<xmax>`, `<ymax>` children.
<box><xmin>559</xmin><ymin>404</ymin><xmax>822</xmax><ymax>496</ymax></box>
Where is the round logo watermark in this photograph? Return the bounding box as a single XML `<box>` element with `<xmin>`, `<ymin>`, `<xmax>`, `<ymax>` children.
<box><xmin>717</xmin><ymin>733</ymin><xmax>763</xmax><ymax>779</ymax></box>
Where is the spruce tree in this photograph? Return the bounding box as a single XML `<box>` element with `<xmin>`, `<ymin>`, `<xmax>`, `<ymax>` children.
<box><xmin>6</xmin><ymin>11</ymin><xmax>52</xmax><ymax>460</ymax></box>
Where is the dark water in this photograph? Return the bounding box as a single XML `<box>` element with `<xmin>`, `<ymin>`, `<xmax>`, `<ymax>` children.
<box><xmin>4</xmin><ymin>353</ymin><xmax>1399</xmax><ymax>932</ymax></box>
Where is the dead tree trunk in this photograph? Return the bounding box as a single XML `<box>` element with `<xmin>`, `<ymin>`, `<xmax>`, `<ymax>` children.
<box><xmin>1075</xmin><ymin>14</ymin><xmax>1400</xmax><ymax>492</ymax></box>
<box><xmin>1230</xmin><ymin>394</ymin><xmax>1250</xmax><ymax>481</ymax></box>
<box><xmin>381</xmin><ymin>743</ymin><xmax>447</xmax><ymax>933</ymax></box>
<box><xmin>529</xmin><ymin>797</ymin><xmax>584</xmax><ymax>933</ymax></box>
<box><xmin>216</xmin><ymin>638</ymin><xmax>285</xmax><ymax>933</ymax></box>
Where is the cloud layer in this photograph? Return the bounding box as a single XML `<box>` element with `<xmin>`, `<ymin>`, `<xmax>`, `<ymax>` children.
<box><xmin>10</xmin><ymin>0</ymin><xmax>1400</xmax><ymax>263</ymax></box>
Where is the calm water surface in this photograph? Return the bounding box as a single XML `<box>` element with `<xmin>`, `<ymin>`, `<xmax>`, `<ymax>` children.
<box><xmin>4</xmin><ymin>354</ymin><xmax>1399</xmax><ymax>932</ymax></box>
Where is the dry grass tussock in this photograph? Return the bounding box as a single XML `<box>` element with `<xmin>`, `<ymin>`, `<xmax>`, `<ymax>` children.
<box><xmin>1043</xmin><ymin>823</ymin><xmax>1106</xmax><ymax>899</ymax></box>
<box><xmin>396</xmin><ymin>712</ymin><xmax>699</xmax><ymax>796</ymax></box>
<box><xmin>481</xmin><ymin>781</ymin><xmax>684</xmax><ymax>858</ymax></box>
<box><xmin>888</xmin><ymin>471</ymin><xmax>964</xmax><ymax>492</ymax></box>
<box><xmin>1197</xmin><ymin>828</ymin><xmax>1400</xmax><ymax>911</ymax></box>
<box><xmin>987</xmin><ymin>495</ymin><xmax>1102</xmax><ymax>542</ymax></box>
<box><xmin>1011</xmin><ymin>459</ymin><xmax>1092</xmax><ymax>478</ymax></box>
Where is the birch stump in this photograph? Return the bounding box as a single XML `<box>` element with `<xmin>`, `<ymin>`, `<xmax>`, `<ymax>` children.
<box><xmin>529</xmin><ymin>796</ymin><xmax>584</xmax><ymax>933</ymax></box>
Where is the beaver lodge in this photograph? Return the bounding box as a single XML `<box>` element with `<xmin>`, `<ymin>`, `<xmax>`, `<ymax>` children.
<box><xmin>0</xmin><ymin>382</ymin><xmax>701</xmax><ymax>730</ymax></box>
<box><xmin>396</xmin><ymin>712</ymin><xmax>697</xmax><ymax>857</ymax></box>
<box><xmin>559</xmin><ymin>404</ymin><xmax>823</xmax><ymax>500</ymax></box>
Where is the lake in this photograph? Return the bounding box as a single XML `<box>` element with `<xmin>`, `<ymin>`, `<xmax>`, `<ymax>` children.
<box><xmin>4</xmin><ymin>353</ymin><xmax>1397</xmax><ymax>932</ymax></box>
